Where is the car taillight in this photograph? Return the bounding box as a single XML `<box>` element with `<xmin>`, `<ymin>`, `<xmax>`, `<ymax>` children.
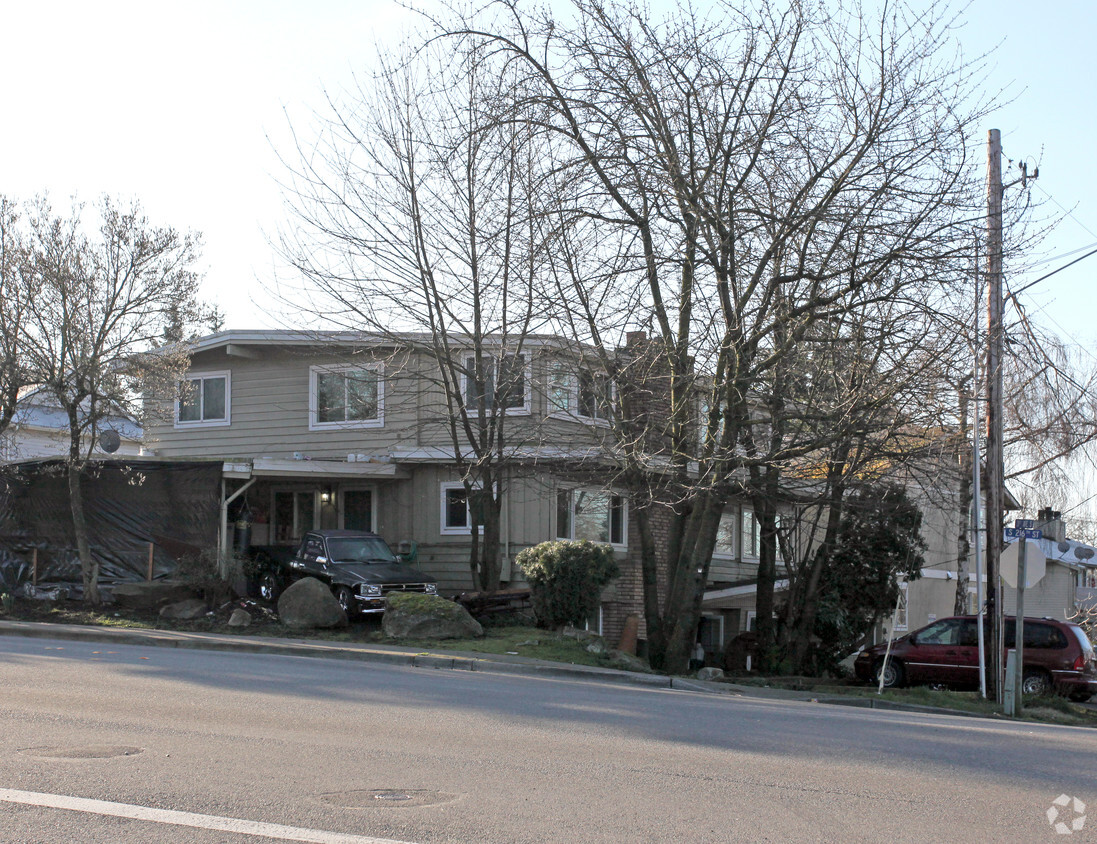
<box><xmin>1073</xmin><ymin>654</ymin><xmax>1085</xmax><ymax>671</ymax></box>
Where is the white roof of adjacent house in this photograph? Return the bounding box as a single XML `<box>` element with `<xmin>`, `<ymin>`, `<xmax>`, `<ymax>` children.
<box><xmin>8</xmin><ymin>387</ymin><xmax>142</xmax><ymax>441</ymax></box>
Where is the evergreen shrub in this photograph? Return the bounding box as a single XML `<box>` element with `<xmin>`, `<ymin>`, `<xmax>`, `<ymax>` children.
<box><xmin>515</xmin><ymin>540</ymin><xmax>619</xmax><ymax>629</ymax></box>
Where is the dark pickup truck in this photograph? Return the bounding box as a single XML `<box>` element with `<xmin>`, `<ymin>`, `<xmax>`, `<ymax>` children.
<box><xmin>253</xmin><ymin>529</ymin><xmax>437</xmax><ymax>616</ymax></box>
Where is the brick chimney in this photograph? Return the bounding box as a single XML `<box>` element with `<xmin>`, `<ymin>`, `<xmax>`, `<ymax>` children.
<box><xmin>1036</xmin><ymin>507</ymin><xmax>1065</xmax><ymax>543</ymax></box>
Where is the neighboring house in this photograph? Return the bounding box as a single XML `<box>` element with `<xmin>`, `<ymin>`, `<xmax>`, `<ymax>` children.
<box><xmin>140</xmin><ymin>329</ymin><xmax>782</xmax><ymax>648</ymax></box>
<box><xmin>903</xmin><ymin>507</ymin><xmax>1097</xmax><ymax>632</ymax></box>
<box><xmin>0</xmin><ymin>387</ymin><xmax>143</xmax><ymax>463</ymax></box>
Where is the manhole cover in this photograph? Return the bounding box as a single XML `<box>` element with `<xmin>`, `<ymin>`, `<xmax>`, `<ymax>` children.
<box><xmin>320</xmin><ymin>789</ymin><xmax>459</xmax><ymax>809</ymax></box>
<box><xmin>22</xmin><ymin>745</ymin><xmax>143</xmax><ymax>759</ymax></box>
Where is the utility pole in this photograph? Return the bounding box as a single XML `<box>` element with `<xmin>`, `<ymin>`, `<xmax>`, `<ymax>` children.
<box><xmin>985</xmin><ymin>128</ymin><xmax>1004</xmax><ymax>703</ymax></box>
<box><xmin>983</xmin><ymin>129</ymin><xmax>1037</xmax><ymax>707</ymax></box>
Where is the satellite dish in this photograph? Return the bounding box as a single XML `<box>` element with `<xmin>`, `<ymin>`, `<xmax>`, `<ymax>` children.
<box><xmin>1058</xmin><ymin>541</ymin><xmax>1071</xmax><ymax>553</ymax></box>
<box><xmin>1074</xmin><ymin>546</ymin><xmax>1095</xmax><ymax>561</ymax></box>
<box><xmin>98</xmin><ymin>429</ymin><xmax>121</xmax><ymax>454</ymax></box>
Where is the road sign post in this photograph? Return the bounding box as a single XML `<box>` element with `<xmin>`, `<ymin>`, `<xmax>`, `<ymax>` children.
<box><xmin>1002</xmin><ymin>524</ymin><xmax>1044</xmax><ymax>716</ymax></box>
<box><xmin>1015</xmin><ymin>538</ymin><xmax>1028</xmax><ymax>715</ymax></box>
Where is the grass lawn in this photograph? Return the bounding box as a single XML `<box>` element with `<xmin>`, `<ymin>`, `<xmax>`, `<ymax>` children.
<box><xmin>732</xmin><ymin>674</ymin><xmax>1097</xmax><ymax>727</ymax></box>
<box><xmin>0</xmin><ymin>597</ymin><xmax>618</xmax><ymax>669</ymax></box>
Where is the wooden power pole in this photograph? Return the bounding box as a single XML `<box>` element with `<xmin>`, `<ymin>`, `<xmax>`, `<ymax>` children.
<box><xmin>984</xmin><ymin>128</ymin><xmax>1004</xmax><ymax>703</ymax></box>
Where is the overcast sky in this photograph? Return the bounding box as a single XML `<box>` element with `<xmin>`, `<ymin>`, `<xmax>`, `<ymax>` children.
<box><xmin>1</xmin><ymin>0</ymin><xmax>1093</xmax><ymax>347</ymax></box>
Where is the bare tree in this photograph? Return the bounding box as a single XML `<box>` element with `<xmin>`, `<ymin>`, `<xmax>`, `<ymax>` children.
<box><xmin>0</xmin><ymin>196</ymin><xmax>34</xmax><ymax>443</ymax></box>
<box><xmin>453</xmin><ymin>0</ymin><xmax>994</xmax><ymax>671</ymax></box>
<box><xmin>278</xmin><ymin>40</ymin><xmax>556</xmax><ymax>590</ymax></box>
<box><xmin>22</xmin><ymin>196</ymin><xmax>203</xmax><ymax>604</ymax></box>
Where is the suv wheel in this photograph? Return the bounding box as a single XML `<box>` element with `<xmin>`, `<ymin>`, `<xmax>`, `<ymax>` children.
<box><xmin>1022</xmin><ymin>668</ymin><xmax>1052</xmax><ymax>696</ymax></box>
<box><xmin>874</xmin><ymin>659</ymin><xmax>904</xmax><ymax>689</ymax></box>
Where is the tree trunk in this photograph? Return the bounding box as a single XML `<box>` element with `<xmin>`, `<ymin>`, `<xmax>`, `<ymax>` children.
<box><xmin>67</xmin><ymin>452</ymin><xmax>99</xmax><ymax>605</ymax></box>
<box><xmin>478</xmin><ymin>490</ymin><xmax>503</xmax><ymax>591</ymax></box>
<box><xmin>784</xmin><ymin>460</ymin><xmax>849</xmax><ymax>673</ymax></box>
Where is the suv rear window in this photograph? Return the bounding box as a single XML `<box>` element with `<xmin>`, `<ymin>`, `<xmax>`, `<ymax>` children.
<box><xmin>1003</xmin><ymin>620</ymin><xmax>1068</xmax><ymax>650</ymax></box>
<box><xmin>1069</xmin><ymin>625</ymin><xmax>1095</xmax><ymax>659</ymax></box>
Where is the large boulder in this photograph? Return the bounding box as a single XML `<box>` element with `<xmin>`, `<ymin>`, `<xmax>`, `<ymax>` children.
<box><xmin>159</xmin><ymin>598</ymin><xmax>210</xmax><ymax>620</ymax></box>
<box><xmin>607</xmin><ymin>649</ymin><xmax>654</xmax><ymax>673</ymax></box>
<box><xmin>113</xmin><ymin>581</ymin><xmax>199</xmax><ymax>610</ymax></box>
<box><xmin>383</xmin><ymin>594</ymin><xmax>483</xmax><ymax>640</ymax></box>
<box><xmin>277</xmin><ymin>578</ymin><xmax>347</xmax><ymax>630</ymax></box>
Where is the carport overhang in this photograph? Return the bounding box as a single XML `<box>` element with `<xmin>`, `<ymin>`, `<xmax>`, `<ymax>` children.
<box><xmin>218</xmin><ymin>458</ymin><xmax>412</xmax><ymax>559</ymax></box>
<box><xmin>702</xmin><ymin>579</ymin><xmax>789</xmax><ymax>610</ymax></box>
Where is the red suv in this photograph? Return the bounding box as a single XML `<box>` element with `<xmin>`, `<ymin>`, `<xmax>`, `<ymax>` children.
<box><xmin>854</xmin><ymin>616</ymin><xmax>1097</xmax><ymax>701</ymax></box>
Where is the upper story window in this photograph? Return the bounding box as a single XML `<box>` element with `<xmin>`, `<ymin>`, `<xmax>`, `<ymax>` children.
<box><xmin>549</xmin><ymin>362</ymin><xmax>613</xmax><ymax>423</ymax></box>
<box><xmin>463</xmin><ymin>353</ymin><xmax>529</xmax><ymax>414</ymax></box>
<box><xmin>711</xmin><ymin>511</ymin><xmax>738</xmax><ymax>559</ymax></box>
<box><xmin>176</xmin><ymin>371</ymin><xmax>230</xmax><ymax>427</ymax></box>
<box><xmin>741</xmin><ymin>507</ymin><xmax>760</xmax><ymax>559</ymax></box>
<box><xmin>556</xmin><ymin>488</ymin><xmax>626</xmax><ymax>547</ymax></box>
<box><xmin>739</xmin><ymin>507</ymin><xmax>784</xmax><ymax>561</ymax></box>
<box><xmin>310</xmin><ymin>364</ymin><xmax>383</xmax><ymax>430</ymax></box>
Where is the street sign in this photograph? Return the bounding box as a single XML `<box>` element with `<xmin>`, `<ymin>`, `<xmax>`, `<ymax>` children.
<box><xmin>1004</xmin><ymin>528</ymin><xmax>1042</xmax><ymax>540</ymax></box>
<box><xmin>1000</xmin><ymin>540</ymin><xmax>1046</xmax><ymax>588</ymax></box>
<box><xmin>1014</xmin><ymin>519</ymin><xmax>1036</xmax><ymax>530</ymax></box>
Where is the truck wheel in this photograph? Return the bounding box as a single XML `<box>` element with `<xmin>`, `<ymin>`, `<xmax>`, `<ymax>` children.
<box><xmin>259</xmin><ymin>573</ymin><xmax>280</xmax><ymax>603</ymax></box>
<box><xmin>334</xmin><ymin>585</ymin><xmax>355</xmax><ymax>616</ymax></box>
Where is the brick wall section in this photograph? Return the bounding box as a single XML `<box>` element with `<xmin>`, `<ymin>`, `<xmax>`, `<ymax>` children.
<box><xmin>601</xmin><ymin>331</ymin><xmax>680</xmax><ymax>649</ymax></box>
<box><xmin>602</xmin><ymin>499</ymin><xmax>674</xmax><ymax>648</ymax></box>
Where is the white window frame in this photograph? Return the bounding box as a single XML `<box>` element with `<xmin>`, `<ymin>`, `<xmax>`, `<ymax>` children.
<box><xmin>893</xmin><ymin>581</ymin><xmax>909</xmax><ymax>632</ymax></box>
<box><xmin>699</xmin><ymin>613</ymin><xmax>726</xmax><ymax>652</ymax></box>
<box><xmin>556</xmin><ymin>487</ymin><xmax>627</xmax><ymax>548</ymax></box>
<box><xmin>547</xmin><ymin>362</ymin><xmax>613</xmax><ymax>426</ymax></box>
<box><xmin>711</xmin><ymin>511</ymin><xmax>738</xmax><ymax>560</ymax></box>
<box><xmin>440</xmin><ymin>481</ymin><xmax>485</xmax><ymax>536</ymax></box>
<box><xmin>547</xmin><ymin>361</ymin><xmax>576</xmax><ymax>415</ymax></box>
<box><xmin>461</xmin><ymin>353</ymin><xmax>531</xmax><ymax>416</ymax></box>
<box><xmin>309</xmin><ymin>363</ymin><xmax>384</xmax><ymax>431</ymax></box>
<box><xmin>175</xmin><ymin>370</ymin><xmax>231</xmax><ymax>428</ymax></box>
<box><xmin>741</xmin><ymin>507</ymin><xmax>760</xmax><ymax>560</ymax></box>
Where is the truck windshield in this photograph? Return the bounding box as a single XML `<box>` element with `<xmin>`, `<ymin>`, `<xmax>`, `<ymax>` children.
<box><xmin>326</xmin><ymin>537</ymin><xmax>396</xmax><ymax>564</ymax></box>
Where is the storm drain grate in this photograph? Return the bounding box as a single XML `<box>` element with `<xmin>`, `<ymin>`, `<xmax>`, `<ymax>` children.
<box><xmin>320</xmin><ymin>789</ymin><xmax>459</xmax><ymax>809</ymax></box>
<box><xmin>21</xmin><ymin>745</ymin><xmax>143</xmax><ymax>759</ymax></box>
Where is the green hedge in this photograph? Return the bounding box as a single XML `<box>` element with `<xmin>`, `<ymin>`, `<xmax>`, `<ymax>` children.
<box><xmin>515</xmin><ymin>540</ymin><xmax>619</xmax><ymax>630</ymax></box>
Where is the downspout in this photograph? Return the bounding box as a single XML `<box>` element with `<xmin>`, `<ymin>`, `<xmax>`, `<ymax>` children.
<box><xmin>220</xmin><ymin>476</ymin><xmax>257</xmax><ymax>576</ymax></box>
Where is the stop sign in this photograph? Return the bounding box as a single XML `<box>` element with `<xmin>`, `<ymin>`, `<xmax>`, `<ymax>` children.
<box><xmin>999</xmin><ymin>539</ymin><xmax>1046</xmax><ymax>588</ymax></box>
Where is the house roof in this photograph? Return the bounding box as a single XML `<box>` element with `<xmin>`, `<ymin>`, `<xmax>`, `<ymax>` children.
<box><xmin>8</xmin><ymin>387</ymin><xmax>142</xmax><ymax>441</ymax></box>
<box><xmin>184</xmin><ymin>329</ymin><xmax>583</xmax><ymax>357</ymax></box>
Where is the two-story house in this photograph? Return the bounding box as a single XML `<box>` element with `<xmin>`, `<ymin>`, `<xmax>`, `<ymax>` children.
<box><xmin>141</xmin><ymin>329</ymin><xmax>784</xmax><ymax>649</ymax></box>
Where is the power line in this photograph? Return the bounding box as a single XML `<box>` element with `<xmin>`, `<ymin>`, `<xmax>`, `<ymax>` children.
<box><xmin>1010</xmin><ymin>246</ymin><xmax>1097</xmax><ymax>297</ymax></box>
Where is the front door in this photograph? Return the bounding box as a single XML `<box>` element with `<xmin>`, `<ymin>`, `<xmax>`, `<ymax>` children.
<box><xmin>342</xmin><ymin>489</ymin><xmax>374</xmax><ymax>532</ymax></box>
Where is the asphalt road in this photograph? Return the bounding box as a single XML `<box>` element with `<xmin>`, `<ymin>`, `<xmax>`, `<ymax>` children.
<box><xmin>0</xmin><ymin>634</ymin><xmax>1093</xmax><ymax>843</ymax></box>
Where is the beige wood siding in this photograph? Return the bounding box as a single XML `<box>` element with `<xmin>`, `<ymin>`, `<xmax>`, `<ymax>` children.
<box><xmin>1001</xmin><ymin>565</ymin><xmax>1075</xmax><ymax>621</ymax></box>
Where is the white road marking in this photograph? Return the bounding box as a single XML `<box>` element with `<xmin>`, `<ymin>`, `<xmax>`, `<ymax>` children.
<box><xmin>0</xmin><ymin>788</ymin><xmax>419</xmax><ymax>844</ymax></box>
